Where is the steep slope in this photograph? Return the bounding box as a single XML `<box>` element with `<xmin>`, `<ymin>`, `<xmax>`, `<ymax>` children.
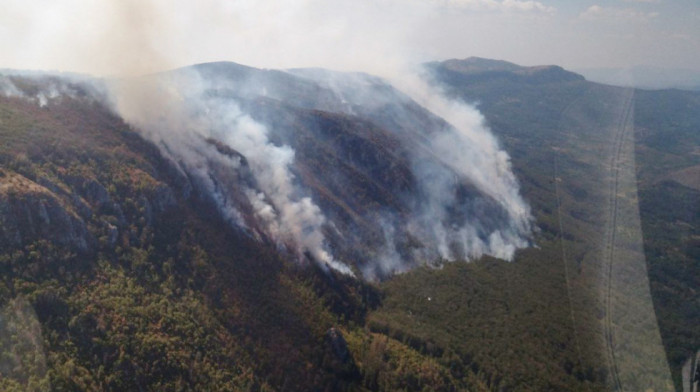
<box><xmin>119</xmin><ymin>62</ymin><xmax>532</xmax><ymax>279</ymax></box>
<box><xmin>0</xmin><ymin>72</ymin><xmax>496</xmax><ymax>391</ymax></box>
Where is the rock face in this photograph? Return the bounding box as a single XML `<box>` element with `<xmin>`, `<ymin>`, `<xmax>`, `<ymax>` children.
<box><xmin>324</xmin><ymin>327</ymin><xmax>359</xmax><ymax>381</ymax></box>
<box><xmin>0</xmin><ymin>171</ymin><xmax>90</xmax><ymax>252</ymax></box>
<box><xmin>326</xmin><ymin>327</ymin><xmax>351</xmax><ymax>364</ymax></box>
<box><xmin>0</xmin><ymin>163</ymin><xmax>177</xmax><ymax>256</ymax></box>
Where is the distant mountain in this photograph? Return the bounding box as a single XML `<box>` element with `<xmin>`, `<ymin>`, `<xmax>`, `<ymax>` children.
<box><xmin>576</xmin><ymin>66</ymin><xmax>700</xmax><ymax>90</ymax></box>
<box><xmin>438</xmin><ymin>57</ymin><xmax>524</xmax><ymax>73</ymax></box>
<box><xmin>428</xmin><ymin>57</ymin><xmax>585</xmax><ymax>84</ymax></box>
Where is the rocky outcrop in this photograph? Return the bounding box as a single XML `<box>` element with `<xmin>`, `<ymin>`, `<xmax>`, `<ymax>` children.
<box><xmin>326</xmin><ymin>327</ymin><xmax>351</xmax><ymax>364</ymax></box>
<box><xmin>0</xmin><ymin>171</ymin><xmax>91</xmax><ymax>252</ymax></box>
<box><xmin>0</xmin><ymin>166</ymin><xmax>178</xmax><ymax>254</ymax></box>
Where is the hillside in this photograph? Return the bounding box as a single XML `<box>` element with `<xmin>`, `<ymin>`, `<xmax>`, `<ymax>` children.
<box><xmin>425</xmin><ymin>57</ymin><xmax>699</xmax><ymax>390</ymax></box>
<box><xmin>1</xmin><ymin>71</ymin><xmax>514</xmax><ymax>391</ymax></box>
<box><xmin>0</xmin><ymin>58</ymin><xmax>697</xmax><ymax>391</ymax></box>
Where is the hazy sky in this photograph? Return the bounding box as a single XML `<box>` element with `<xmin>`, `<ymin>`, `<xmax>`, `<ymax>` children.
<box><xmin>1</xmin><ymin>0</ymin><xmax>698</xmax><ymax>76</ymax></box>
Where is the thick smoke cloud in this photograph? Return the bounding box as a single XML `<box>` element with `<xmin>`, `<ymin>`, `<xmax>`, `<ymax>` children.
<box><xmin>6</xmin><ymin>0</ymin><xmax>700</xmax><ymax>78</ymax></box>
<box><xmin>2</xmin><ymin>0</ymin><xmax>533</xmax><ymax>278</ymax></box>
<box><xmin>0</xmin><ymin>0</ymin><xmax>566</xmax><ymax>77</ymax></box>
<box><xmin>108</xmin><ymin>71</ymin><xmax>354</xmax><ymax>275</ymax></box>
<box><xmin>402</xmin><ymin>75</ymin><xmax>532</xmax><ymax>253</ymax></box>
<box><xmin>295</xmin><ymin>69</ymin><xmax>532</xmax><ymax>278</ymax></box>
<box><xmin>206</xmin><ymin>96</ymin><xmax>352</xmax><ymax>275</ymax></box>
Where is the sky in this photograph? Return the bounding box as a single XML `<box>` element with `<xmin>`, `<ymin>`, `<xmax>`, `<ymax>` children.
<box><xmin>0</xmin><ymin>0</ymin><xmax>699</xmax><ymax>77</ymax></box>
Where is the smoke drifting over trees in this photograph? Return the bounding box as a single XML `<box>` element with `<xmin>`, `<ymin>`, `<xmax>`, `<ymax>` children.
<box><xmin>103</xmin><ymin>62</ymin><xmax>532</xmax><ymax>278</ymax></box>
<box><xmin>1</xmin><ymin>0</ymin><xmax>533</xmax><ymax>277</ymax></box>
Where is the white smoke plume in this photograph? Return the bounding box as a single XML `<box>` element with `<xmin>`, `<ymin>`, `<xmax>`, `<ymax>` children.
<box><xmin>0</xmin><ymin>76</ymin><xmax>23</xmax><ymax>98</ymax></box>
<box><xmin>293</xmin><ymin>68</ymin><xmax>532</xmax><ymax>278</ymax></box>
<box><xmin>204</xmin><ymin>94</ymin><xmax>353</xmax><ymax>275</ymax></box>
<box><xmin>2</xmin><ymin>0</ymin><xmax>534</xmax><ymax>278</ymax></box>
<box><xmin>399</xmin><ymin>74</ymin><xmax>532</xmax><ymax>258</ymax></box>
<box><xmin>0</xmin><ymin>72</ymin><xmax>95</xmax><ymax>107</ymax></box>
<box><xmin>108</xmin><ymin>72</ymin><xmax>354</xmax><ymax>275</ymax></box>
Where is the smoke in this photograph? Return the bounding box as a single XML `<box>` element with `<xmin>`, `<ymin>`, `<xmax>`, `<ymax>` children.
<box><xmin>108</xmin><ymin>71</ymin><xmax>354</xmax><ymax>275</ymax></box>
<box><xmin>2</xmin><ymin>0</ymin><xmax>534</xmax><ymax>278</ymax></box>
<box><xmin>289</xmin><ymin>68</ymin><xmax>531</xmax><ymax>278</ymax></box>
<box><xmin>0</xmin><ymin>76</ymin><xmax>23</xmax><ymax>98</ymax></box>
<box><xmin>404</xmin><ymin>84</ymin><xmax>532</xmax><ymax>271</ymax></box>
<box><xmin>0</xmin><ymin>72</ymin><xmax>99</xmax><ymax>107</ymax></box>
<box><xmin>400</xmin><ymin>73</ymin><xmax>532</xmax><ymax>257</ymax></box>
<box><xmin>204</xmin><ymin>94</ymin><xmax>353</xmax><ymax>275</ymax></box>
<box><xmin>0</xmin><ymin>0</ymin><xmax>572</xmax><ymax>77</ymax></box>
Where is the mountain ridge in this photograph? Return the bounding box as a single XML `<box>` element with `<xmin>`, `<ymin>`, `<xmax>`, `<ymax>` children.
<box><xmin>428</xmin><ymin>56</ymin><xmax>586</xmax><ymax>84</ymax></box>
